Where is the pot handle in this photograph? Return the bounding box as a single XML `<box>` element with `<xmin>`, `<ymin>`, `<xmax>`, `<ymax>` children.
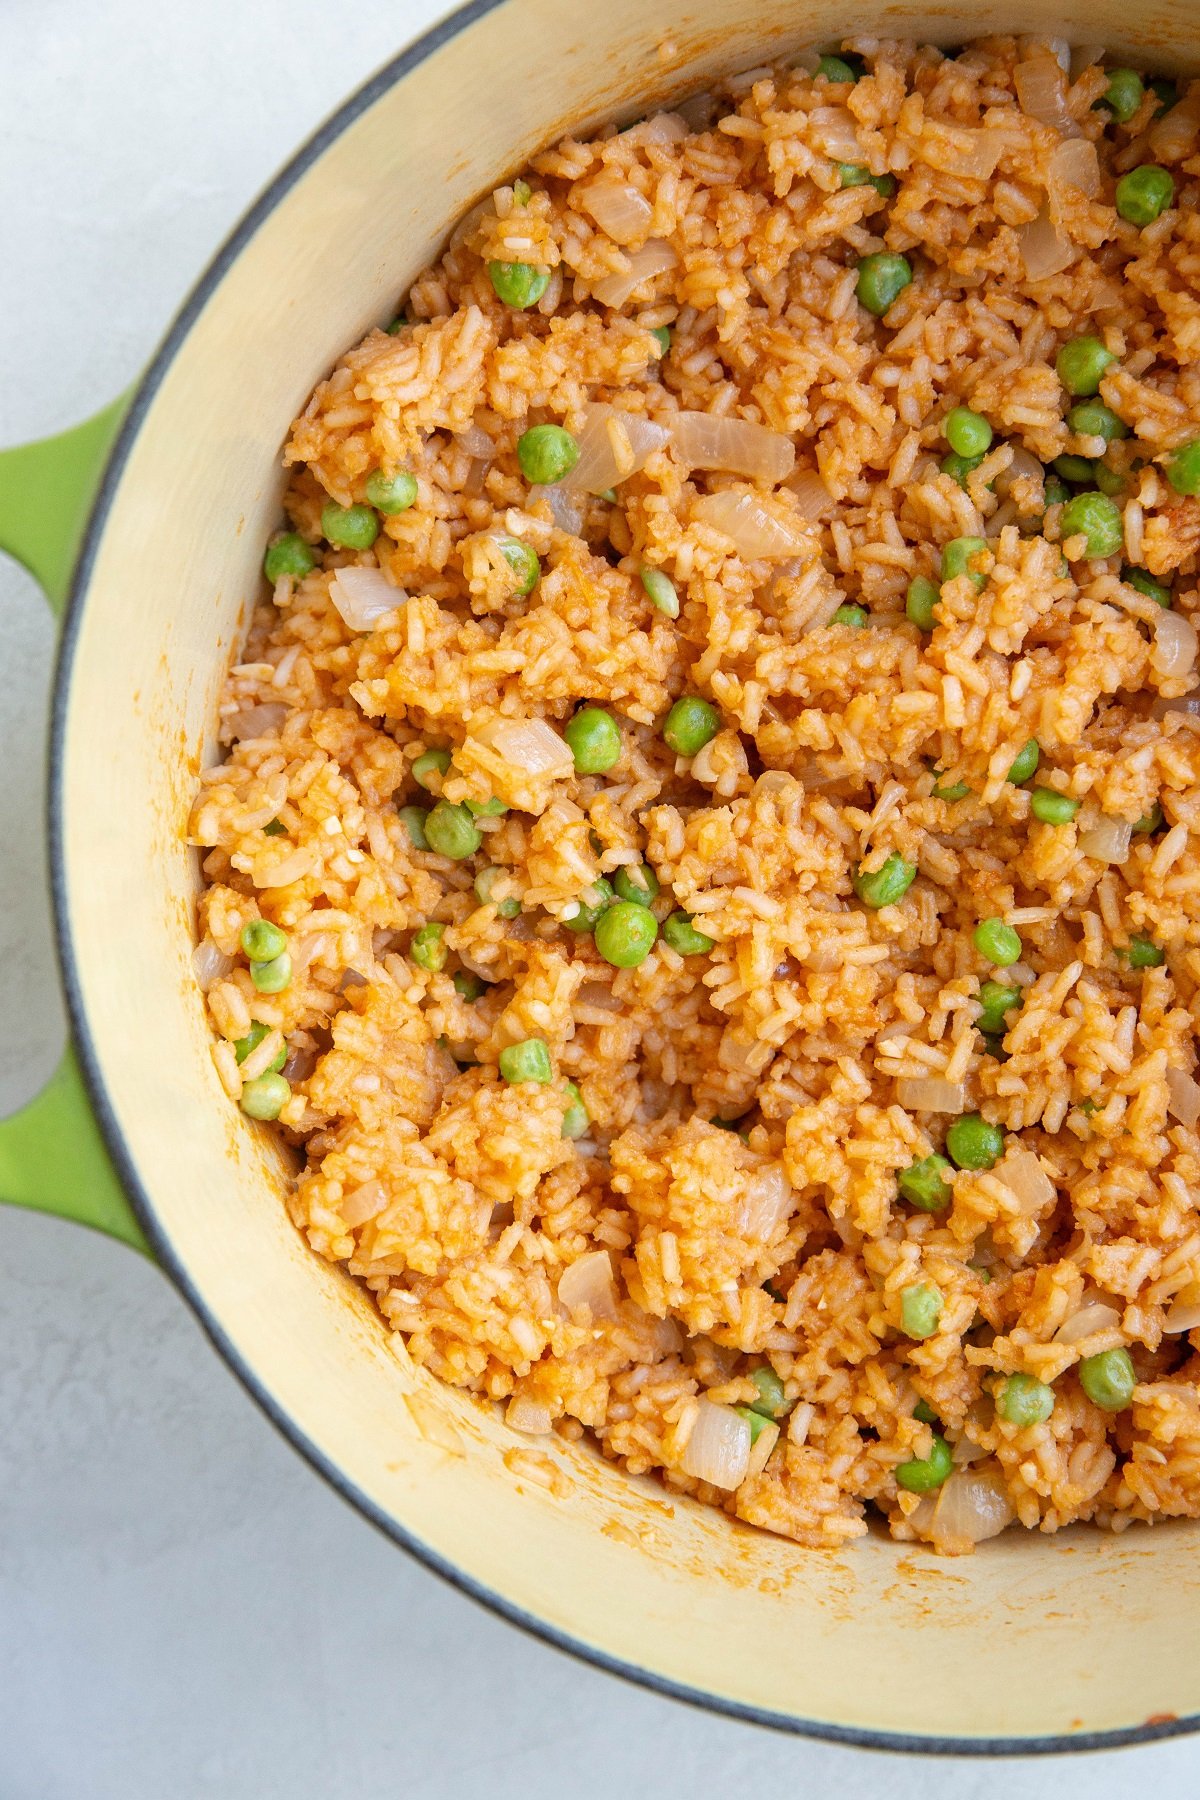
<box><xmin>0</xmin><ymin>399</ymin><xmax>150</xmax><ymax>1252</ymax></box>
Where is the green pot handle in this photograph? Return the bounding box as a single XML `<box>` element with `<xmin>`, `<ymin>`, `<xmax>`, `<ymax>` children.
<box><xmin>0</xmin><ymin>398</ymin><xmax>150</xmax><ymax>1254</ymax></box>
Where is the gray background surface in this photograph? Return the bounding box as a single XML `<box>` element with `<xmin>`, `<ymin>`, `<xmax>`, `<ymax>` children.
<box><xmin>1</xmin><ymin>3</ymin><xmax>1196</xmax><ymax>1793</ymax></box>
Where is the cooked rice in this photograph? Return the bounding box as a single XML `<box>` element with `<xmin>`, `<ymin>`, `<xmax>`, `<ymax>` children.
<box><xmin>190</xmin><ymin>36</ymin><xmax>1200</xmax><ymax>1554</ymax></box>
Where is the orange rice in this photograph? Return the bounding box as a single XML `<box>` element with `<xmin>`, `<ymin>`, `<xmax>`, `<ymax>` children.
<box><xmin>190</xmin><ymin>36</ymin><xmax>1200</xmax><ymax>1553</ymax></box>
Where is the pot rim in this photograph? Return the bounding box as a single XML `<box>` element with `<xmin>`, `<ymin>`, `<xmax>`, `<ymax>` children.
<box><xmin>46</xmin><ymin>0</ymin><xmax>1200</xmax><ymax>1756</ymax></box>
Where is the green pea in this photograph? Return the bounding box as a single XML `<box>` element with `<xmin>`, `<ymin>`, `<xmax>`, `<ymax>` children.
<box><xmin>385</xmin><ymin>315</ymin><xmax>407</xmax><ymax>334</ymax></box>
<box><xmin>906</xmin><ymin>574</ymin><xmax>940</xmax><ymax>630</ymax></box>
<box><xmin>735</xmin><ymin>1406</ymin><xmax>773</xmax><ymax>1446</ymax></box>
<box><xmin>464</xmin><ymin>796</ymin><xmax>507</xmax><ymax>818</ymax></box>
<box><xmin>1123</xmin><ymin>935</ymin><xmax>1164</xmax><ymax>969</ymax></box>
<box><xmin>640</xmin><ymin>566</ymin><xmax>679</xmax><ymax>617</ymax></box>
<box><xmin>498</xmin><ymin>1037</ymin><xmax>553</xmax><ymax>1084</ymax></box>
<box><xmin>517</xmin><ymin>423</ymin><xmax>580</xmax><ymax>484</ymax></box>
<box><xmin>913</xmin><ymin>1398</ymin><xmax>938</xmax><ymax>1425</ymax></box>
<box><xmin>250</xmin><ymin>952</ymin><xmax>292</xmax><ymax>995</ymax></box>
<box><xmin>562</xmin><ymin>877</ymin><xmax>614</xmax><ymax>933</ymax></box>
<box><xmin>838</xmin><ymin>164</ymin><xmax>895</xmax><ymax>196</ymax></box>
<box><xmin>1060</xmin><ymin>492</ymin><xmax>1124</xmax><ymax>559</ymax></box>
<box><xmin>945</xmin><ymin>406</ymin><xmax>993</xmax><ymax>459</ymax></box>
<box><xmin>900</xmin><ymin>1282</ymin><xmax>943</xmax><ymax>1341</ymax></box>
<box><xmin>981</xmin><ymin>1032</ymin><xmax>1009</xmax><ymax>1062</ymax></box>
<box><xmin>946</xmin><ymin>1113</ymin><xmax>1004</xmax><ymax>1171</ymax></box>
<box><xmin>241</xmin><ymin>919</ymin><xmax>287</xmax><ymax>962</ymax></box>
<box><xmin>613</xmin><ymin>863</ymin><xmax>660</xmax><ymax>907</ymax></box>
<box><xmin>941</xmin><ymin>536</ymin><xmax>988</xmax><ymax>589</ymax></box>
<box><xmin>974</xmin><ymin>917</ymin><xmax>1021</xmax><ymax>966</ymax></box>
<box><xmin>1165</xmin><ymin>440</ymin><xmax>1200</xmax><ymax>496</ymax></box>
<box><xmin>599</xmin><ymin>489</ymin><xmax>618</xmax><ymax>503</ymax></box>
<box><xmin>896</xmin><ymin>1431</ymin><xmax>953</xmax><ymax>1492</ymax></box>
<box><xmin>832</xmin><ymin>604</ymin><xmax>868</xmax><ymax>627</ymax></box>
<box><xmin>1133</xmin><ymin>801</ymin><xmax>1164</xmax><ymax>834</ymax></box>
<box><xmin>931</xmin><ymin>771</ymin><xmax>971</xmax><ymax>802</ymax></box>
<box><xmin>1096</xmin><ymin>68</ymin><xmax>1144</xmax><ymax>123</ymax></box>
<box><xmin>1115</xmin><ymin>164</ymin><xmax>1175</xmax><ymax>226</ymax></box>
<box><xmin>1006</xmin><ymin>738</ymin><xmax>1040</xmax><ymax>784</ymax></box>
<box><xmin>263</xmin><ymin>532</ymin><xmax>317</xmax><ymax>583</ymax></box>
<box><xmin>399</xmin><ymin>805</ymin><xmax>430</xmax><ymax>850</ymax></box>
<box><xmin>1149</xmin><ymin>76</ymin><xmax>1178</xmax><ymax>117</ymax></box>
<box><xmin>1053</xmin><ymin>454</ymin><xmax>1098</xmax><ymax>486</ymax></box>
<box><xmin>997</xmin><ymin>1373</ymin><xmax>1056</xmax><ymax>1426</ymax></box>
<box><xmin>898</xmin><ymin>1153</ymin><xmax>954</xmax><ymax>1212</ymax></box>
<box><xmin>452</xmin><ymin>970</ymin><xmax>485</xmax><ymax>1001</ymax></box>
<box><xmin>1067</xmin><ymin>401</ymin><xmax>1128</xmax><ymax>444</ymax></box>
<box><xmin>1123</xmin><ymin>566</ymin><xmax>1172</xmax><ymax>607</ymax></box>
<box><xmin>240</xmin><ymin>1071</ymin><xmax>291</xmax><ymax>1120</ymax></box>
<box><xmin>321</xmin><ymin>502</ymin><xmax>379</xmax><ymax>550</ymax></box>
<box><xmin>512</xmin><ymin>178</ymin><xmax>532</xmax><ymax>206</ymax></box>
<box><xmin>661</xmin><ymin>910</ymin><xmax>715</xmax><ymax>955</ymax></box>
<box><xmin>364</xmin><ymin>468</ymin><xmax>418</xmax><ymax>514</ymax></box>
<box><xmin>1056</xmin><ymin>336</ymin><xmax>1116</xmax><ymax>397</ymax></box>
<box><xmin>410</xmin><ymin>921</ymin><xmax>447</xmax><ymax>972</ymax></box>
<box><xmin>594</xmin><ymin>899</ymin><xmax>658</xmax><ymax>967</ymax></box>
<box><xmin>488</xmin><ymin>261</ymin><xmax>551</xmax><ymax>308</ymax></box>
<box><xmin>561</xmin><ymin>1080</ymin><xmax>590</xmax><ymax>1139</ymax></box>
<box><xmin>1031</xmin><ymin>787</ymin><xmax>1079</xmax><ymax>825</ymax></box>
<box><xmin>749</xmin><ymin>1365</ymin><xmax>789</xmax><ymax>1418</ymax></box>
<box><xmin>852</xmin><ymin>852</ymin><xmax>916</xmax><ymax>910</ymax></box>
<box><xmin>650</xmin><ymin>325</ymin><xmax>672</xmax><ymax>356</ymax></box>
<box><xmin>855</xmin><ymin>251</ymin><xmax>913</xmax><ymax>317</ymax></box>
<box><xmin>263</xmin><ymin>818</ymin><xmax>287</xmax><ymax>836</ymax></box>
<box><xmin>565</xmin><ymin>705</ymin><xmax>622</xmax><ymax>774</ymax></box>
<box><xmin>498</xmin><ymin>535</ymin><xmax>541</xmax><ymax>597</ymax></box>
<box><xmin>941</xmin><ymin>451</ymin><xmax>984</xmax><ymax>489</ymax></box>
<box><xmin>474</xmin><ymin>865</ymin><xmax>522</xmax><ymax>918</ymax></box>
<box><xmin>818</xmin><ymin>53</ymin><xmax>860</xmax><ymax>81</ymax></box>
<box><xmin>412</xmin><ymin>747</ymin><xmax>452</xmax><ymax>791</ymax></box>
<box><xmin>663</xmin><ymin>695</ymin><xmax>720</xmax><ymax>756</ymax></box>
<box><xmin>233</xmin><ymin>1021</ymin><xmax>287</xmax><ymax>1073</ymax></box>
<box><xmin>425</xmin><ymin>801</ymin><xmax>482</xmax><ymax>860</ymax></box>
<box><xmin>1093</xmin><ymin>462</ymin><xmax>1126</xmax><ymax>498</ymax></box>
<box><xmin>1079</xmin><ymin>1346</ymin><xmax>1136</xmax><ymax>1411</ymax></box>
<box><xmin>977</xmin><ymin>979</ymin><xmax>1023</xmax><ymax>1035</ymax></box>
<box><xmin>1044</xmin><ymin>474</ymin><xmax>1071</xmax><ymax>507</ymax></box>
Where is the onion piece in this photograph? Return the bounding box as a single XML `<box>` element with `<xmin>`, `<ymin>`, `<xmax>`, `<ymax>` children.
<box><xmin>950</xmin><ymin>1435</ymin><xmax>989</xmax><ymax>1467</ymax></box>
<box><xmin>1078</xmin><ymin>817</ymin><xmax>1132</xmax><ymax>864</ymax></box>
<box><xmin>591</xmin><ymin>238</ymin><xmax>678</xmax><ymax>308</ymax></box>
<box><xmin>671</xmin><ymin>412</ymin><xmax>795</xmax><ymax>483</ymax></box>
<box><xmin>577</xmin><ymin>175</ymin><xmax>653</xmax><ymax>244</ymax></box>
<box><xmin>679</xmin><ymin>1399</ymin><xmax>752</xmax><ymax>1490</ymax></box>
<box><xmin>528</xmin><ymin>482</ymin><xmax>586</xmax><ymax>534</ymax></box>
<box><xmin>341</xmin><ymin>1180</ymin><xmax>388</xmax><ymax>1227</ymax></box>
<box><xmin>557</xmin><ymin>1250</ymin><xmax>618</xmax><ymax>1321</ymax></box>
<box><xmin>1018</xmin><ymin>206</ymin><xmax>1074</xmax><ymax>280</ymax></box>
<box><xmin>1148</xmin><ymin>90</ymin><xmax>1200</xmax><ymax>162</ymax></box>
<box><xmin>1166</xmin><ymin>1067</ymin><xmax>1200</xmax><ymax>1127</ymax></box>
<box><xmin>1048</xmin><ymin>137</ymin><xmax>1100</xmax><ymax>200</ymax></box>
<box><xmin>226</xmin><ymin>703</ymin><xmax>288</xmax><ymax>742</ymax></box>
<box><xmin>1014</xmin><ymin>53</ymin><xmax>1079</xmax><ymax>134</ymax></box>
<box><xmin>1163</xmin><ymin>1292</ymin><xmax>1200</xmax><ymax>1332</ymax></box>
<box><xmin>456</xmin><ymin>421</ymin><xmax>494</xmax><ymax>457</ymax></box>
<box><xmin>692</xmin><ymin>491</ymin><xmax>811</xmax><ymax>559</ymax></box>
<box><xmin>1069</xmin><ymin>42</ymin><xmax>1107</xmax><ymax>80</ymax></box>
<box><xmin>993</xmin><ymin>444</ymin><xmax>1044</xmax><ymax>500</ymax></box>
<box><xmin>896</xmin><ymin>1077</ymin><xmax>967</xmax><ymax>1114</ymax></box>
<box><xmin>737</xmin><ymin>1166</ymin><xmax>793</xmax><ymax>1240</ymax></box>
<box><xmin>566</xmin><ymin>404</ymin><xmax>670</xmax><ymax>494</ymax></box>
<box><xmin>475</xmin><ymin>715</ymin><xmax>573</xmax><ymax>778</ymax></box>
<box><xmin>787</xmin><ymin>469</ymin><xmax>834</xmax><ymax>520</ymax></box>
<box><xmin>192</xmin><ymin>939</ymin><xmax>233</xmax><ymax>992</ymax></box>
<box><xmin>329</xmin><ymin>565</ymin><xmax>405</xmax><ymax>631</ymax></box>
<box><xmin>281</xmin><ymin>1046</ymin><xmax>316</xmax><ymax>1084</ymax></box>
<box><xmin>637</xmin><ymin>111</ymin><xmax>690</xmax><ymax>143</ymax></box>
<box><xmin>506</xmin><ymin>1394</ymin><xmax>554</xmax><ymax>1435</ymax></box>
<box><xmin>994</xmin><ymin>1146</ymin><xmax>1056</xmax><ymax>1213</ymax></box>
<box><xmin>1054</xmin><ymin>1300</ymin><xmax>1122</xmax><ymax>1344</ymax></box>
<box><xmin>1152</xmin><ymin>609</ymin><xmax>1198</xmax><ymax>680</ymax></box>
<box><xmin>931</xmin><ymin>1468</ymin><xmax>1015</xmax><ymax>1549</ymax></box>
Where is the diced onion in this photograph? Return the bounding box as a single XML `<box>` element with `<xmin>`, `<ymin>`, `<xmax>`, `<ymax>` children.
<box><xmin>591</xmin><ymin>238</ymin><xmax>678</xmax><ymax>308</ymax></box>
<box><xmin>1163</xmin><ymin>1292</ymin><xmax>1200</xmax><ymax>1332</ymax></box>
<box><xmin>329</xmin><ymin>565</ymin><xmax>405</xmax><ymax>631</ymax></box>
<box><xmin>671</xmin><ymin>412</ymin><xmax>795</xmax><ymax>483</ymax></box>
<box><xmin>692</xmin><ymin>491</ymin><xmax>811</xmax><ymax>559</ymax></box>
<box><xmin>787</xmin><ymin>468</ymin><xmax>834</xmax><ymax>520</ymax></box>
<box><xmin>1078</xmin><ymin>817</ymin><xmax>1132</xmax><ymax>864</ymax></box>
<box><xmin>1048</xmin><ymin>137</ymin><xmax>1100</xmax><ymax>200</ymax></box>
<box><xmin>567</xmin><ymin>404</ymin><xmax>670</xmax><ymax>494</ymax></box>
<box><xmin>577</xmin><ymin>175</ymin><xmax>654</xmax><ymax>244</ymax></box>
<box><xmin>192</xmin><ymin>939</ymin><xmax>233</xmax><ymax>992</ymax></box>
<box><xmin>1148</xmin><ymin>91</ymin><xmax>1200</xmax><ymax>162</ymax></box>
<box><xmin>1152</xmin><ymin>608</ymin><xmax>1198</xmax><ymax>680</ymax></box>
<box><xmin>1018</xmin><ymin>206</ymin><xmax>1074</xmax><ymax>280</ymax></box>
<box><xmin>506</xmin><ymin>1394</ymin><xmax>553</xmax><ymax>1435</ymax></box>
<box><xmin>1166</xmin><ymin>1067</ymin><xmax>1200</xmax><ymax>1127</ymax></box>
<box><xmin>995</xmin><ymin>1146</ymin><xmax>1056</xmax><ymax>1213</ymax></box>
<box><xmin>1014</xmin><ymin>53</ymin><xmax>1079</xmax><ymax>134</ymax></box>
<box><xmin>737</xmin><ymin>1166</ymin><xmax>794</xmax><ymax>1240</ymax></box>
<box><xmin>993</xmin><ymin>444</ymin><xmax>1044</xmax><ymax>499</ymax></box>
<box><xmin>679</xmin><ymin>1399</ymin><xmax>752</xmax><ymax>1490</ymax></box>
<box><xmin>1054</xmin><ymin>1300</ymin><xmax>1122</xmax><ymax>1344</ymax></box>
<box><xmin>945</xmin><ymin>127</ymin><xmax>1011</xmax><ymax>179</ymax></box>
<box><xmin>557</xmin><ymin>1250</ymin><xmax>618</xmax><ymax>1321</ymax></box>
<box><xmin>281</xmin><ymin>1046</ymin><xmax>316</xmax><ymax>1084</ymax></box>
<box><xmin>475</xmin><ymin>715</ymin><xmax>573</xmax><ymax>777</ymax></box>
<box><xmin>341</xmin><ymin>1180</ymin><xmax>388</xmax><ymax>1226</ymax></box>
<box><xmin>896</xmin><ymin>1077</ymin><xmax>967</xmax><ymax>1114</ymax></box>
<box><xmin>931</xmin><ymin>1468</ymin><xmax>1015</xmax><ymax>1549</ymax></box>
<box><xmin>951</xmin><ymin>1435</ymin><xmax>989</xmax><ymax>1467</ymax></box>
<box><xmin>456</xmin><ymin>421</ymin><xmax>494</xmax><ymax>457</ymax></box>
<box><xmin>226</xmin><ymin>703</ymin><xmax>287</xmax><ymax>742</ymax></box>
<box><xmin>1069</xmin><ymin>42</ymin><xmax>1107</xmax><ymax>80</ymax></box>
<box><xmin>528</xmin><ymin>482</ymin><xmax>586</xmax><ymax>534</ymax></box>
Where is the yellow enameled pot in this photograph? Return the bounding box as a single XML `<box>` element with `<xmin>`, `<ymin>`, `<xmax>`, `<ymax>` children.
<box><xmin>1</xmin><ymin>0</ymin><xmax>1197</xmax><ymax>1752</ymax></box>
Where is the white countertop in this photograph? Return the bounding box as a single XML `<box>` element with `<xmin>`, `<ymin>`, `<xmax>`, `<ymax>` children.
<box><xmin>1</xmin><ymin>4</ymin><xmax>1196</xmax><ymax>1793</ymax></box>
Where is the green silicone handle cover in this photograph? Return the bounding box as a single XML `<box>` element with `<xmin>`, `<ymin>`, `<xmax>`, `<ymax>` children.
<box><xmin>0</xmin><ymin>398</ymin><xmax>150</xmax><ymax>1252</ymax></box>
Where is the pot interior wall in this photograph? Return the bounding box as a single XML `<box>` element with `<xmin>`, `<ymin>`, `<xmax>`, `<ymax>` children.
<box><xmin>59</xmin><ymin>0</ymin><xmax>1200</xmax><ymax>1744</ymax></box>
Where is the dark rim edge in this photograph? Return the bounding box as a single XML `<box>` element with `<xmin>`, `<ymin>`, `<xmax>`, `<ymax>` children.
<box><xmin>45</xmin><ymin>0</ymin><xmax>1200</xmax><ymax>1759</ymax></box>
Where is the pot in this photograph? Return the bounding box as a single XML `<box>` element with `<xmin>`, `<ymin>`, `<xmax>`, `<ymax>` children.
<box><xmin>1</xmin><ymin>0</ymin><xmax>1197</xmax><ymax>1753</ymax></box>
